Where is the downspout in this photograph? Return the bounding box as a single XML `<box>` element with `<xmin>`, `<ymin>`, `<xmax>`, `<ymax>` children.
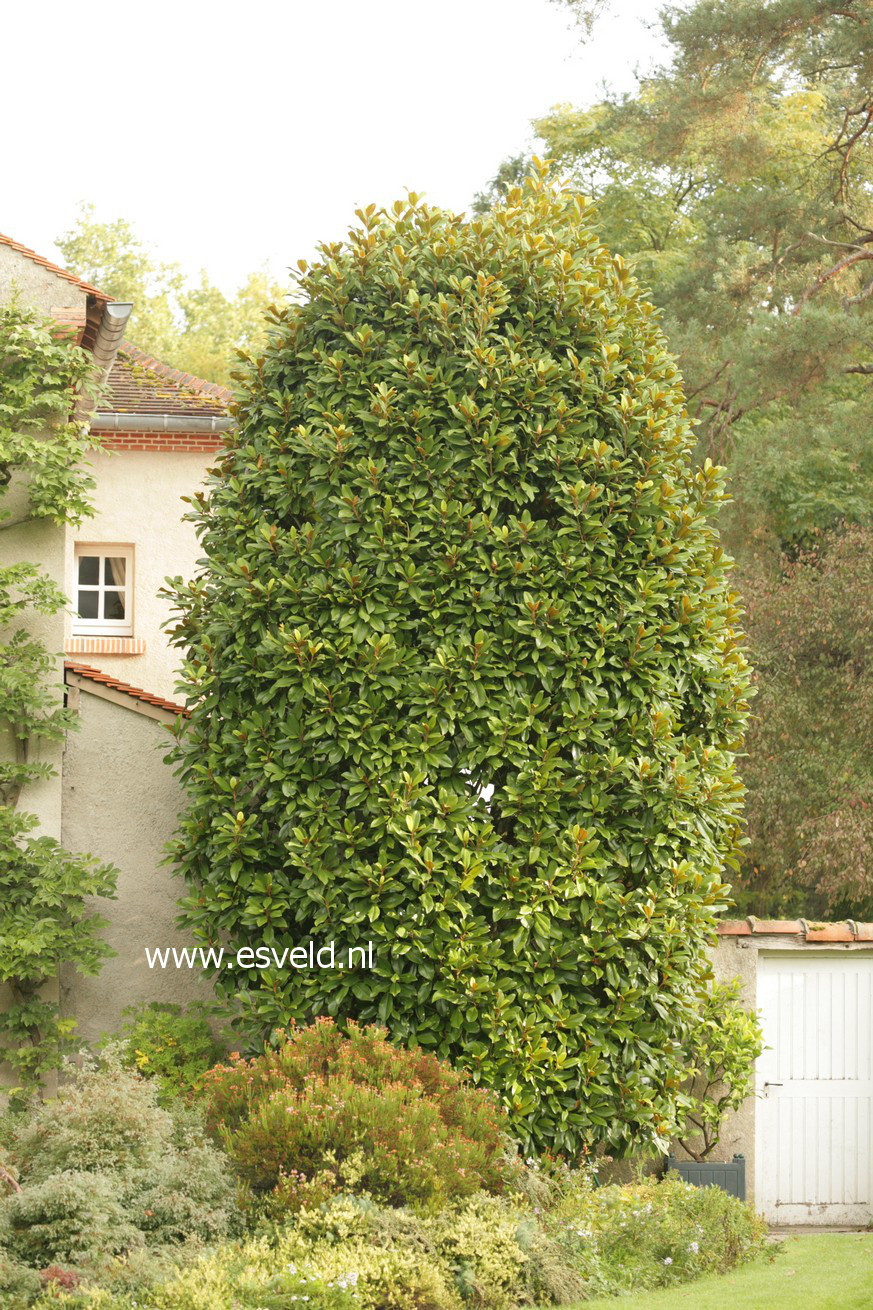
<box><xmin>76</xmin><ymin>299</ymin><xmax>133</xmax><ymax>417</ymax></box>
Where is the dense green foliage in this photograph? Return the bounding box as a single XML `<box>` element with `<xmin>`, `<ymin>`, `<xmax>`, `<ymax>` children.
<box><xmin>167</xmin><ymin>167</ymin><xmax>750</xmax><ymax>1155</ymax></box>
<box><xmin>481</xmin><ymin>0</ymin><xmax>873</xmax><ymax>914</ymax></box>
<box><xmin>18</xmin><ymin>1177</ymin><xmax>766</xmax><ymax>1310</ymax></box>
<box><xmin>203</xmin><ymin>1019</ymin><xmax>508</xmax><ymax>1212</ymax></box>
<box><xmin>109</xmin><ymin>1002</ymin><xmax>225</xmax><ymax>1103</ymax></box>
<box><xmin>0</xmin><ymin>303</ymin><xmax>116</xmax><ymax>1097</ymax></box>
<box><xmin>57</xmin><ymin>206</ymin><xmax>285</xmax><ymax>385</ymax></box>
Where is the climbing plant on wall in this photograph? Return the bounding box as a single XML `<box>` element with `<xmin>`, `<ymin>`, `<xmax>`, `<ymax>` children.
<box><xmin>167</xmin><ymin>166</ymin><xmax>751</xmax><ymax>1156</ymax></box>
<box><xmin>0</xmin><ymin>302</ymin><xmax>117</xmax><ymax>1099</ymax></box>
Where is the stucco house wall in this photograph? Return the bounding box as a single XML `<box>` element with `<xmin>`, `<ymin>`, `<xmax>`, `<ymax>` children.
<box><xmin>59</xmin><ymin>683</ymin><xmax>211</xmax><ymax>1045</ymax></box>
<box><xmin>0</xmin><ymin>241</ymin><xmax>88</xmax><ymax>319</ymax></box>
<box><xmin>62</xmin><ymin>448</ymin><xmax>212</xmax><ymax>702</ymax></box>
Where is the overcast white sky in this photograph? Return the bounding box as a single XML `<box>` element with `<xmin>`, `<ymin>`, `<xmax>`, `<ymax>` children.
<box><xmin>2</xmin><ymin>0</ymin><xmax>666</xmax><ymax>295</ymax></box>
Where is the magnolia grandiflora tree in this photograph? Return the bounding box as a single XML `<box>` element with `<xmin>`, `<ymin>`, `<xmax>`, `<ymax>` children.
<box><xmin>167</xmin><ymin>169</ymin><xmax>751</xmax><ymax>1155</ymax></box>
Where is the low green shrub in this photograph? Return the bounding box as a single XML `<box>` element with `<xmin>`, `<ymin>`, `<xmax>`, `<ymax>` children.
<box><xmin>294</xmin><ymin>1193</ymin><xmax>529</xmax><ymax>1308</ymax></box>
<box><xmin>546</xmin><ymin>1172</ymin><xmax>768</xmax><ymax>1294</ymax></box>
<box><xmin>234</xmin><ymin>1081</ymin><xmax>502</xmax><ymax>1211</ymax></box>
<box><xmin>108</xmin><ymin>1003</ymin><xmax>225</xmax><ymax>1103</ymax></box>
<box><xmin>27</xmin><ymin>1237</ymin><xmax>366</xmax><ymax>1310</ymax></box>
<box><xmin>297</xmin><ymin>1181</ymin><xmax>765</xmax><ymax>1305</ymax></box>
<box><xmin>2</xmin><ymin>1171</ymin><xmax>141</xmax><ymax>1266</ymax></box>
<box><xmin>0</xmin><ymin>1251</ymin><xmax>41</xmax><ymax>1305</ymax></box>
<box><xmin>205</xmin><ymin>1018</ymin><xmax>509</xmax><ymax>1212</ymax></box>
<box><xmin>34</xmin><ymin>1243</ymin><xmax>210</xmax><ymax>1306</ymax></box>
<box><xmin>129</xmin><ymin>1124</ymin><xmax>238</xmax><ymax>1247</ymax></box>
<box><xmin>0</xmin><ymin>1053</ymin><xmax>239</xmax><ymax>1291</ymax></box>
<box><xmin>11</xmin><ymin>1053</ymin><xmax>170</xmax><ymax>1183</ymax></box>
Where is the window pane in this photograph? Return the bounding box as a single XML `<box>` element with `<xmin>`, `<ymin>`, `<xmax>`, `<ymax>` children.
<box><xmin>104</xmin><ymin>590</ymin><xmax>126</xmax><ymax>620</ymax></box>
<box><xmin>105</xmin><ymin>557</ymin><xmax>127</xmax><ymax>586</ymax></box>
<box><xmin>78</xmin><ymin>555</ymin><xmax>100</xmax><ymax>585</ymax></box>
<box><xmin>77</xmin><ymin>591</ymin><xmax>99</xmax><ymax>619</ymax></box>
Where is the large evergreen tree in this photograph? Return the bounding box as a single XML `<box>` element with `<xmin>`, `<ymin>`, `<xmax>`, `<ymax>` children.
<box><xmin>167</xmin><ymin>170</ymin><xmax>750</xmax><ymax>1155</ymax></box>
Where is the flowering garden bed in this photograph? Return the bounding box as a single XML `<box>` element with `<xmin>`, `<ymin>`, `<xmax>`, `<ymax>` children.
<box><xmin>0</xmin><ymin>1018</ymin><xmax>767</xmax><ymax>1309</ymax></box>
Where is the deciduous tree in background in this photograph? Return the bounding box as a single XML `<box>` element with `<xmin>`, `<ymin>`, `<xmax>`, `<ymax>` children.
<box><xmin>479</xmin><ymin>0</ymin><xmax>873</xmax><ymax>914</ymax></box>
<box><xmin>167</xmin><ymin>168</ymin><xmax>750</xmax><ymax>1156</ymax></box>
<box><xmin>57</xmin><ymin>206</ymin><xmax>286</xmax><ymax>386</ymax></box>
<box><xmin>740</xmin><ymin>527</ymin><xmax>873</xmax><ymax>917</ymax></box>
<box><xmin>492</xmin><ymin>0</ymin><xmax>873</xmax><ymax>523</ymax></box>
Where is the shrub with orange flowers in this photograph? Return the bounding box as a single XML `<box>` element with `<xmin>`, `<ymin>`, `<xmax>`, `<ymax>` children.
<box><xmin>202</xmin><ymin>1018</ymin><xmax>510</xmax><ymax>1212</ymax></box>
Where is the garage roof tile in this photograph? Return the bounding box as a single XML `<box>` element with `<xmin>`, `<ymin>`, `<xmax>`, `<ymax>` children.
<box><xmin>718</xmin><ymin>917</ymin><xmax>873</xmax><ymax>941</ymax></box>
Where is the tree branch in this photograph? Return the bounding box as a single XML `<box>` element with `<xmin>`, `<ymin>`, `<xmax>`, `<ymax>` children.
<box><xmin>845</xmin><ymin>279</ymin><xmax>873</xmax><ymax>308</ymax></box>
<box><xmin>794</xmin><ymin>249</ymin><xmax>873</xmax><ymax>313</ymax></box>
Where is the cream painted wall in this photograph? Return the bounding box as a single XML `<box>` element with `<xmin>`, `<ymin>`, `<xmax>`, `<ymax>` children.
<box><xmin>59</xmin><ymin>688</ymin><xmax>212</xmax><ymax>1044</ymax></box>
<box><xmin>64</xmin><ymin>449</ymin><xmax>214</xmax><ymax>702</ymax></box>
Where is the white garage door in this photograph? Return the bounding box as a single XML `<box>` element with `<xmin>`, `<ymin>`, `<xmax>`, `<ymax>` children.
<box><xmin>757</xmin><ymin>953</ymin><xmax>873</xmax><ymax>1225</ymax></box>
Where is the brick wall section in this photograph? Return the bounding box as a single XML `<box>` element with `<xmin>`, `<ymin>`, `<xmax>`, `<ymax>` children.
<box><xmin>101</xmin><ymin>432</ymin><xmax>225</xmax><ymax>453</ymax></box>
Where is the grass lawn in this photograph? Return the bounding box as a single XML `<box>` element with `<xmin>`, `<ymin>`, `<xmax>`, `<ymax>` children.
<box><xmin>562</xmin><ymin>1233</ymin><xmax>873</xmax><ymax>1310</ymax></box>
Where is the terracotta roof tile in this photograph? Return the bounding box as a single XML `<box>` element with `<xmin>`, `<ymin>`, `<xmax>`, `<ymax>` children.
<box><xmin>64</xmin><ymin>661</ymin><xmax>188</xmax><ymax>718</ymax></box>
<box><xmin>0</xmin><ymin>232</ymin><xmax>111</xmax><ymax>300</ymax></box>
<box><xmin>99</xmin><ymin>343</ymin><xmax>232</xmax><ymax>418</ymax></box>
<box><xmin>804</xmin><ymin>922</ymin><xmax>855</xmax><ymax>943</ymax></box>
<box><xmin>717</xmin><ymin>917</ymin><xmax>873</xmax><ymax>942</ymax></box>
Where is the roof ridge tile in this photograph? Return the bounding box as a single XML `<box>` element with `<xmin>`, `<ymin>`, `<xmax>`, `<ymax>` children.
<box><xmin>0</xmin><ymin>231</ymin><xmax>111</xmax><ymax>300</ymax></box>
<box><xmin>64</xmin><ymin>661</ymin><xmax>188</xmax><ymax>717</ymax></box>
<box><xmin>716</xmin><ymin>918</ymin><xmax>873</xmax><ymax>942</ymax></box>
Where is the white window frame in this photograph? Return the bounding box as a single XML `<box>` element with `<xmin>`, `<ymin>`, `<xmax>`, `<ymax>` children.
<box><xmin>72</xmin><ymin>544</ymin><xmax>135</xmax><ymax>637</ymax></box>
